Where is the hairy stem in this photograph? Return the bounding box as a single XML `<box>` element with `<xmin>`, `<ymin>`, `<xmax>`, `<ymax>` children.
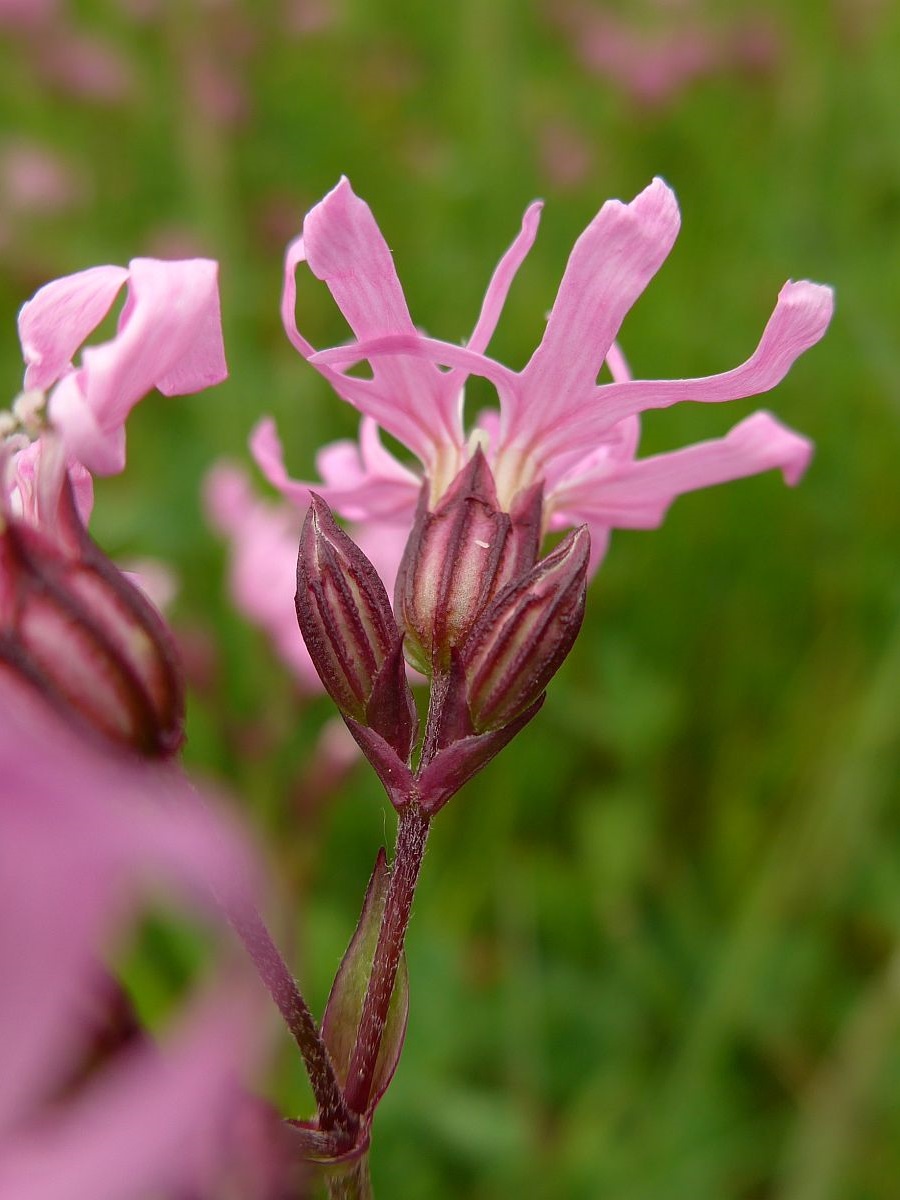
<box><xmin>226</xmin><ymin>900</ymin><xmax>357</xmax><ymax>1137</ymax></box>
<box><xmin>327</xmin><ymin>1154</ymin><xmax>374</xmax><ymax>1200</ymax></box>
<box><xmin>344</xmin><ymin>802</ymin><xmax>431</xmax><ymax>1114</ymax></box>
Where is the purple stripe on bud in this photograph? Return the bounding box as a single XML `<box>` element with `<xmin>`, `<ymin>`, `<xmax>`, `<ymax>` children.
<box><xmin>0</xmin><ymin>479</ymin><xmax>184</xmax><ymax>757</ymax></box>
<box><xmin>394</xmin><ymin>451</ymin><xmax>542</xmax><ymax>675</ymax></box>
<box><xmin>461</xmin><ymin>525</ymin><xmax>590</xmax><ymax>733</ymax></box>
<box><xmin>296</xmin><ymin>494</ymin><xmax>417</xmax><ymax>761</ymax></box>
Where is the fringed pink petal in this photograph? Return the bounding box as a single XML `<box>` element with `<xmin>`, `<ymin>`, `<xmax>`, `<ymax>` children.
<box><xmin>466</xmin><ymin>201</ymin><xmax>543</xmax><ymax>355</ymax></box>
<box><xmin>286</xmin><ymin>179</ymin><xmax>465</xmax><ymax>461</ymax></box>
<box><xmin>509</xmin><ymin>178</ymin><xmax>680</xmax><ymax>442</ymax></box>
<box><xmin>303</xmin><ymin>176</ymin><xmax>418</xmax><ymax>342</ymax></box>
<box><xmin>572</xmin><ymin>280</ymin><xmax>835</xmax><ymax>441</ymax></box>
<box><xmin>18</xmin><ymin>265</ymin><xmax>128</xmax><ymax>392</ymax></box>
<box><xmin>551</xmin><ymin>411</ymin><xmax>813</xmax><ymax>534</ymax></box>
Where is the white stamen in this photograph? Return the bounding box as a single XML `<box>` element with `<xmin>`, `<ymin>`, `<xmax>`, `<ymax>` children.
<box><xmin>467</xmin><ymin>426</ymin><xmax>490</xmax><ymax>456</ymax></box>
<box><xmin>474</xmin><ymin>539</ymin><xmax>489</xmax><ymax>549</ymax></box>
<box><xmin>12</xmin><ymin>389</ymin><xmax>46</xmax><ymax>435</ymax></box>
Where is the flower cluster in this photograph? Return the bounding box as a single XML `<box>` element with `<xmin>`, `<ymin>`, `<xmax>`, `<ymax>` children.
<box><xmin>0</xmin><ymin>174</ymin><xmax>835</xmax><ymax>1198</ymax></box>
<box><xmin>236</xmin><ymin>175</ymin><xmax>835</xmax><ymax>691</ymax></box>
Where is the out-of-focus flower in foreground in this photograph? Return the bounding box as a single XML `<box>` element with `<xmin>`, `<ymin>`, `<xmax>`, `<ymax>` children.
<box><xmin>0</xmin><ymin>257</ymin><xmax>303</xmax><ymax>1196</ymax></box>
<box><xmin>1</xmin><ymin>437</ymin><xmax>185</xmax><ymax>756</ymax></box>
<box><xmin>259</xmin><ymin>176</ymin><xmax>832</xmax><ymax>577</ymax></box>
<box><xmin>2</xmin><ymin>258</ymin><xmax>227</xmax><ymax>754</ymax></box>
<box><xmin>17</xmin><ymin>257</ymin><xmax>226</xmax><ymax>475</ymax></box>
<box><xmin>0</xmin><ymin>681</ymin><xmax>269</xmax><ymax>1200</ymax></box>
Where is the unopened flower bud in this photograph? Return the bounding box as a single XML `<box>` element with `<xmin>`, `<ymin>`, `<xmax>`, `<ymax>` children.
<box><xmin>296</xmin><ymin>495</ymin><xmax>417</xmax><ymax>761</ymax></box>
<box><xmin>461</xmin><ymin>525</ymin><xmax>590</xmax><ymax>733</ymax></box>
<box><xmin>395</xmin><ymin>451</ymin><xmax>541</xmax><ymax>675</ymax></box>
<box><xmin>0</xmin><ymin>478</ymin><xmax>184</xmax><ymax>757</ymax></box>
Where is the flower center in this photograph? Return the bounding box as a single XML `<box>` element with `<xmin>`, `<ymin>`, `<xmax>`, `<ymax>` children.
<box><xmin>0</xmin><ymin>389</ymin><xmax>47</xmax><ymax>448</ymax></box>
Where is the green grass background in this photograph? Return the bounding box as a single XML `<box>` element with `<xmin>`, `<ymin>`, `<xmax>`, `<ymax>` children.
<box><xmin>2</xmin><ymin>1</ymin><xmax>899</xmax><ymax>1195</ymax></box>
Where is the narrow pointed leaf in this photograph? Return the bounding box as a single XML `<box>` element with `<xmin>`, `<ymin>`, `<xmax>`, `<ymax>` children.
<box><xmin>321</xmin><ymin>850</ymin><xmax>410</xmax><ymax>1115</ymax></box>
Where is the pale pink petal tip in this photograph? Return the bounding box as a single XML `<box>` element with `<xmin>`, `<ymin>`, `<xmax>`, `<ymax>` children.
<box><xmin>249</xmin><ymin>416</ymin><xmax>292</xmax><ymax>491</ymax></box>
<box><xmin>18</xmin><ymin>264</ymin><xmax>129</xmax><ymax>391</ymax></box>
<box><xmin>635</xmin><ymin>175</ymin><xmax>681</xmax><ymax>240</ymax></box>
<box><xmin>204</xmin><ymin>461</ymin><xmax>254</xmax><ymax>534</ymax></box>
<box><xmin>302</xmin><ymin>175</ymin><xmax>368</xmax><ymax>275</ymax></box>
<box><xmin>736</xmin><ymin>409</ymin><xmax>814</xmax><ymax>486</ymax></box>
<box><xmin>777</xmin><ymin>279</ymin><xmax>835</xmax><ymax>348</ymax></box>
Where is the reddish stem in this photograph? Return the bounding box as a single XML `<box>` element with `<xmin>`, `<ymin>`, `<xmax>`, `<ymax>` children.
<box><xmin>343</xmin><ymin>801</ymin><xmax>431</xmax><ymax>1114</ymax></box>
<box><xmin>227</xmin><ymin>900</ymin><xmax>357</xmax><ymax>1137</ymax></box>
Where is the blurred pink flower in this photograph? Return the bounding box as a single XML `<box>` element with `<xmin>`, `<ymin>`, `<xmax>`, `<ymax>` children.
<box><xmin>536</xmin><ymin>120</ymin><xmax>593</xmax><ymax>191</ymax></box>
<box><xmin>120</xmin><ymin>556</ymin><xmax>179</xmax><ymax>612</ymax></box>
<box><xmin>37</xmin><ymin>33</ymin><xmax>135</xmax><ymax>104</ymax></box>
<box><xmin>205</xmin><ymin>459</ymin><xmax>408</xmax><ymax>687</ymax></box>
<box><xmin>191</xmin><ymin>53</ymin><xmax>250</xmax><ymax>127</ymax></box>
<box><xmin>18</xmin><ymin>257</ymin><xmax>227</xmax><ymax>475</ymax></box>
<box><xmin>0</xmin><ymin>679</ymin><xmax>268</xmax><ymax>1200</ymax></box>
<box><xmin>282</xmin><ymin>0</ymin><xmax>341</xmax><ymax>36</ymax></box>
<box><xmin>550</xmin><ymin>0</ymin><xmax>780</xmax><ymax>108</ymax></box>
<box><xmin>0</xmin><ymin>140</ymin><xmax>85</xmax><ymax>215</ymax></box>
<box><xmin>259</xmin><ymin>178</ymin><xmax>832</xmax><ymax>574</ymax></box>
<box><xmin>205</xmin><ymin>461</ymin><xmax>322</xmax><ymax>687</ymax></box>
<box><xmin>0</xmin><ymin>0</ymin><xmax>58</xmax><ymax>29</ymax></box>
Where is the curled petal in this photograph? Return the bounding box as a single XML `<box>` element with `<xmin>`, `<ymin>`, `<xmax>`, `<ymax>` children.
<box><xmin>3</xmin><ymin>436</ymin><xmax>93</xmax><ymax>529</ymax></box>
<box><xmin>573</xmin><ymin>280</ymin><xmax>835</xmax><ymax>441</ymax></box>
<box><xmin>45</xmin><ymin>259</ymin><xmax>227</xmax><ymax>475</ymax></box>
<box><xmin>551</xmin><ymin>410</ymin><xmax>813</xmax><ymax>535</ymax></box>
<box><xmin>316</xmin><ymin>419</ymin><xmax>420</xmax><ymax>522</ymax></box>
<box><xmin>249</xmin><ymin>417</ymin><xmax>311</xmax><ymax>507</ymax></box>
<box><xmin>312</xmin><ymin>333</ymin><xmax>519</xmax><ymax>398</ymax></box>
<box><xmin>18</xmin><ymin>265</ymin><xmax>129</xmax><ymax>392</ymax></box>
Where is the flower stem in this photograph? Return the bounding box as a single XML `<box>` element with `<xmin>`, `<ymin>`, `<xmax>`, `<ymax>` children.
<box><xmin>327</xmin><ymin>1154</ymin><xmax>374</xmax><ymax>1199</ymax></box>
<box><xmin>343</xmin><ymin>801</ymin><xmax>431</xmax><ymax>1114</ymax></box>
<box><xmin>226</xmin><ymin>900</ymin><xmax>357</xmax><ymax>1137</ymax></box>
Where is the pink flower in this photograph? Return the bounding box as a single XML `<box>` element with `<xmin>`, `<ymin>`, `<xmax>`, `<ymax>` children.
<box><xmin>258</xmin><ymin>177</ymin><xmax>832</xmax><ymax>574</ymax></box>
<box><xmin>0</xmin><ymin>679</ymin><xmax>269</xmax><ymax>1200</ymax></box>
<box><xmin>205</xmin><ymin>461</ymin><xmax>323</xmax><ymax>688</ymax></box>
<box><xmin>205</xmin><ymin>459</ymin><xmax>409</xmax><ymax>687</ymax></box>
<box><xmin>549</xmin><ymin>1</ymin><xmax>781</xmax><ymax>109</ymax></box>
<box><xmin>36</xmin><ymin>31</ymin><xmax>136</xmax><ymax>105</ymax></box>
<box><xmin>0</xmin><ymin>0</ymin><xmax>58</xmax><ymax>29</ymax></box>
<box><xmin>0</xmin><ymin>140</ymin><xmax>85</xmax><ymax>216</ymax></box>
<box><xmin>17</xmin><ymin>257</ymin><xmax>227</xmax><ymax>476</ymax></box>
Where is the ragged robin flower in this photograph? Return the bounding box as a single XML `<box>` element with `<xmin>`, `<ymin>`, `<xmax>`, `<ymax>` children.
<box><xmin>254</xmin><ymin>175</ymin><xmax>832</xmax><ymax>579</ymax></box>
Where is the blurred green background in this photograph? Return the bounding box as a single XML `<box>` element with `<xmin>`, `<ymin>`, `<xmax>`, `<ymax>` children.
<box><xmin>2</xmin><ymin>0</ymin><xmax>899</xmax><ymax>1196</ymax></box>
